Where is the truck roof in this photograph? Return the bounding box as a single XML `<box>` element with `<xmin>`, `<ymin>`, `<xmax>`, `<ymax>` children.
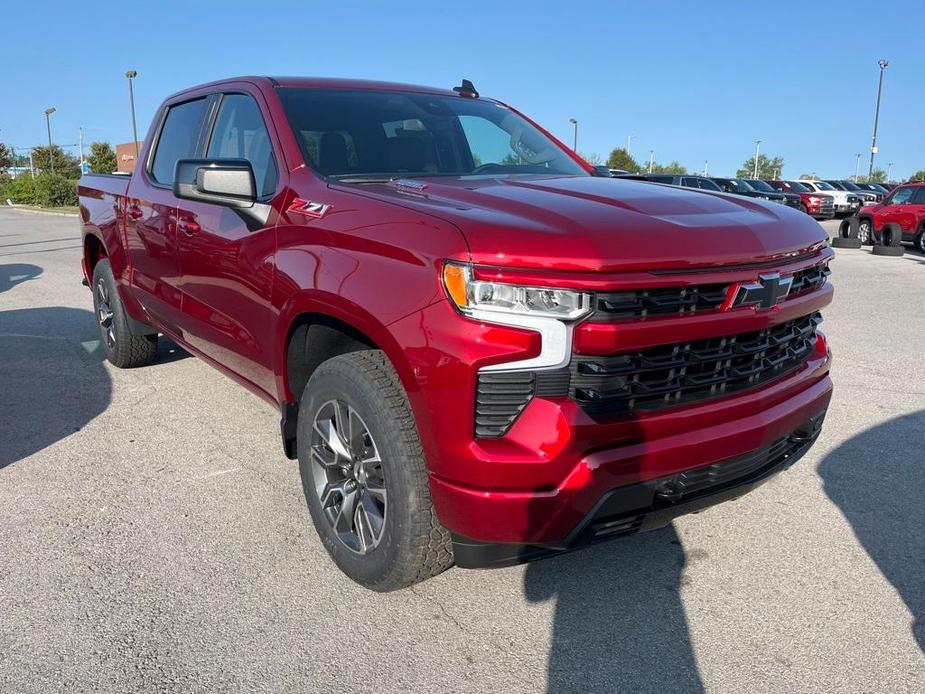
<box><xmin>166</xmin><ymin>75</ymin><xmax>460</xmax><ymax>101</ymax></box>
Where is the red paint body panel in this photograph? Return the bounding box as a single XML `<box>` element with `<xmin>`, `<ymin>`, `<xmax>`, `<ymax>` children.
<box><xmin>78</xmin><ymin>76</ymin><xmax>834</xmax><ymax>547</ymax></box>
<box><xmin>858</xmin><ymin>182</ymin><xmax>925</xmax><ymax>240</ymax></box>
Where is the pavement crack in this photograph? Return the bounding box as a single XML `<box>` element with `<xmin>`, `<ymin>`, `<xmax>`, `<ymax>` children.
<box><xmin>410</xmin><ymin>586</ymin><xmax>467</xmax><ymax>632</ymax></box>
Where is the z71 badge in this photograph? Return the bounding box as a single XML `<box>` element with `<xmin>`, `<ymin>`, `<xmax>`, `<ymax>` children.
<box><xmin>288</xmin><ymin>198</ymin><xmax>333</xmax><ymax>219</ymax></box>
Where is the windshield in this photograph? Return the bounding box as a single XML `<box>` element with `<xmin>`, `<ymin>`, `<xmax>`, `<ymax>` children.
<box><xmin>812</xmin><ymin>181</ymin><xmax>836</xmax><ymax>191</ymax></box>
<box><xmin>730</xmin><ymin>179</ymin><xmax>756</xmax><ymax>192</ymax></box>
<box><xmin>745</xmin><ymin>179</ymin><xmax>774</xmax><ymax>192</ymax></box>
<box><xmin>840</xmin><ymin>181</ymin><xmax>862</xmax><ymax>191</ymax></box>
<box><xmin>277</xmin><ymin>88</ymin><xmax>588</xmax><ymax>180</ymax></box>
<box><xmin>785</xmin><ymin>181</ymin><xmax>811</xmax><ymax>193</ymax></box>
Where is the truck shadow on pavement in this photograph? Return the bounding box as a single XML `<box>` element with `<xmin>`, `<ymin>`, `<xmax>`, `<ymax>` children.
<box><xmin>523</xmin><ymin>526</ymin><xmax>703</xmax><ymax>693</ymax></box>
<box><xmin>0</xmin><ymin>271</ymin><xmax>112</xmax><ymax>468</ymax></box>
<box><xmin>817</xmin><ymin>410</ymin><xmax>925</xmax><ymax>653</ymax></box>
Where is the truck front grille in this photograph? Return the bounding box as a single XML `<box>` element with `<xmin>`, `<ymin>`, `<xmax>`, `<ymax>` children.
<box><xmin>593</xmin><ymin>262</ymin><xmax>828</xmax><ymax>320</ymax></box>
<box><xmin>570</xmin><ymin>312</ymin><xmax>821</xmax><ymax>418</ymax></box>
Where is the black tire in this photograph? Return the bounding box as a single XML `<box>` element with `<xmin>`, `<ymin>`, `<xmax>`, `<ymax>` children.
<box><xmin>92</xmin><ymin>259</ymin><xmax>158</xmax><ymax>368</ymax></box>
<box><xmin>857</xmin><ymin>218</ymin><xmax>874</xmax><ymax>245</ymax></box>
<box><xmin>915</xmin><ymin>227</ymin><xmax>925</xmax><ymax>254</ymax></box>
<box><xmin>297</xmin><ymin>350</ymin><xmax>453</xmax><ymax>591</ymax></box>
<box><xmin>872</xmin><ymin>245</ymin><xmax>904</xmax><ymax>257</ymax></box>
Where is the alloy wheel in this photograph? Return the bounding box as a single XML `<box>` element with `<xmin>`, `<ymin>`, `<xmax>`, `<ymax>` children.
<box><xmin>96</xmin><ymin>278</ymin><xmax>115</xmax><ymax>349</ymax></box>
<box><xmin>310</xmin><ymin>399</ymin><xmax>387</xmax><ymax>554</ymax></box>
<box><xmin>858</xmin><ymin>221</ymin><xmax>871</xmax><ymax>244</ymax></box>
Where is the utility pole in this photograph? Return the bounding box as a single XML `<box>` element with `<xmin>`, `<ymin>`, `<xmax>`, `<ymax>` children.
<box><xmin>648</xmin><ymin>150</ymin><xmax>654</xmax><ymax>173</ymax></box>
<box><xmin>753</xmin><ymin>140</ymin><xmax>762</xmax><ymax>179</ymax></box>
<box><xmin>126</xmin><ymin>70</ymin><xmax>140</xmax><ymax>158</ymax></box>
<box><xmin>855</xmin><ymin>153</ymin><xmax>861</xmax><ymax>182</ymax></box>
<box><xmin>44</xmin><ymin>107</ymin><xmax>56</xmax><ymax>174</ymax></box>
<box><xmin>868</xmin><ymin>59</ymin><xmax>888</xmax><ymax>179</ymax></box>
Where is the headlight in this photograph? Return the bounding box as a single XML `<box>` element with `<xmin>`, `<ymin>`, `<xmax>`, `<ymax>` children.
<box><xmin>443</xmin><ymin>262</ymin><xmax>591</xmax><ymax>320</ymax></box>
<box><xmin>809</xmin><ymin>196</ymin><xmax>820</xmax><ymax>204</ymax></box>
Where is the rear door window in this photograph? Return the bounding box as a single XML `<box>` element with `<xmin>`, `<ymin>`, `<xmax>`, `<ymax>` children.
<box><xmin>910</xmin><ymin>187</ymin><xmax>925</xmax><ymax>204</ymax></box>
<box><xmin>150</xmin><ymin>98</ymin><xmax>208</xmax><ymax>185</ymax></box>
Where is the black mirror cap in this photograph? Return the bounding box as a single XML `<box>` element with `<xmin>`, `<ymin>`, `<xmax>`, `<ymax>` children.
<box><xmin>173</xmin><ymin>158</ymin><xmax>257</xmax><ymax>207</ymax></box>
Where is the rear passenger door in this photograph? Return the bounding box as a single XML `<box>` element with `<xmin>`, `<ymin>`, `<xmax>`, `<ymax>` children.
<box><xmin>175</xmin><ymin>91</ymin><xmax>282</xmax><ymax>396</ymax></box>
<box><xmin>125</xmin><ymin>96</ymin><xmax>210</xmax><ymax>336</ymax></box>
<box><xmin>899</xmin><ymin>187</ymin><xmax>925</xmax><ymax>237</ymax></box>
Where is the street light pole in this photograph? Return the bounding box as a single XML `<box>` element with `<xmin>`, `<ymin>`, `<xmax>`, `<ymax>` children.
<box><xmin>568</xmin><ymin>118</ymin><xmax>577</xmax><ymax>152</ymax></box>
<box><xmin>887</xmin><ymin>162</ymin><xmax>893</xmax><ymax>181</ymax></box>
<box><xmin>868</xmin><ymin>59</ymin><xmax>888</xmax><ymax>179</ymax></box>
<box><xmin>626</xmin><ymin>134</ymin><xmax>634</xmax><ymax>155</ymax></box>
<box><xmin>44</xmin><ymin>107</ymin><xmax>56</xmax><ymax>174</ymax></box>
<box><xmin>703</xmin><ymin>160</ymin><xmax>708</xmax><ymax>176</ymax></box>
<box><xmin>126</xmin><ymin>69</ymin><xmax>140</xmax><ymax>159</ymax></box>
<box><xmin>855</xmin><ymin>153</ymin><xmax>861</xmax><ymax>182</ymax></box>
<box><xmin>648</xmin><ymin>150</ymin><xmax>654</xmax><ymax>173</ymax></box>
<box><xmin>753</xmin><ymin>139</ymin><xmax>762</xmax><ymax>179</ymax></box>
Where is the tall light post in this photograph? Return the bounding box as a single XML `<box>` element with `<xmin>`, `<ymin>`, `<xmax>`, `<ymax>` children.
<box><xmin>868</xmin><ymin>59</ymin><xmax>888</xmax><ymax>179</ymax></box>
<box><xmin>626</xmin><ymin>134</ymin><xmax>635</xmax><ymax>155</ymax></box>
<box><xmin>648</xmin><ymin>150</ymin><xmax>654</xmax><ymax>173</ymax></box>
<box><xmin>568</xmin><ymin>118</ymin><xmax>577</xmax><ymax>152</ymax></box>
<box><xmin>854</xmin><ymin>153</ymin><xmax>862</xmax><ymax>182</ymax></box>
<box><xmin>887</xmin><ymin>162</ymin><xmax>893</xmax><ymax>181</ymax></box>
<box><xmin>44</xmin><ymin>107</ymin><xmax>56</xmax><ymax>174</ymax></box>
<box><xmin>126</xmin><ymin>69</ymin><xmax>140</xmax><ymax>159</ymax></box>
<box><xmin>753</xmin><ymin>139</ymin><xmax>762</xmax><ymax>179</ymax></box>
<box><xmin>703</xmin><ymin>160</ymin><xmax>708</xmax><ymax>176</ymax></box>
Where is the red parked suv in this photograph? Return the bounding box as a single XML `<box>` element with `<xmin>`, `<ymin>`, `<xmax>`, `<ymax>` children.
<box><xmin>856</xmin><ymin>182</ymin><xmax>925</xmax><ymax>250</ymax></box>
<box><xmin>78</xmin><ymin>77</ymin><xmax>833</xmax><ymax>590</ymax></box>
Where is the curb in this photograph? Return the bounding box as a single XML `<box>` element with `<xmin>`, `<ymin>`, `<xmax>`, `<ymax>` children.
<box><xmin>3</xmin><ymin>206</ymin><xmax>79</xmax><ymax>217</ymax></box>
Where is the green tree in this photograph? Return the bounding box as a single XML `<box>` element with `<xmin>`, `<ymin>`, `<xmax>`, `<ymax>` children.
<box><xmin>579</xmin><ymin>152</ymin><xmax>602</xmax><ymax>166</ymax></box>
<box><xmin>31</xmin><ymin>145</ymin><xmax>81</xmax><ymax>179</ymax></box>
<box><xmin>650</xmin><ymin>160</ymin><xmax>688</xmax><ymax>174</ymax></box>
<box><xmin>88</xmin><ymin>141</ymin><xmax>117</xmax><ymax>174</ymax></box>
<box><xmin>864</xmin><ymin>168</ymin><xmax>887</xmax><ymax>183</ymax></box>
<box><xmin>0</xmin><ymin>143</ymin><xmax>13</xmax><ymax>170</ymax></box>
<box><xmin>910</xmin><ymin>170</ymin><xmax>925</xmax><ymax>182</ymax></box>
<box><xmin>736</xmin><ymin>154</ymin><xmax>784</xmax><ymax>179</ymax></box>
<box><xmin>606</xmin><ymin>147</ymin><xmax>640</xmax><ymax>172</ymax></box>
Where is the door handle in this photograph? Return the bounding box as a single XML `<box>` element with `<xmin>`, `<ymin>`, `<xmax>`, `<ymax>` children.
<box><xmin>178</xmin><ymin>219</ymin><xmax>201</xmax><ymax>235</ymax></box>
<box><xmin>128</xmin><ymin>205</ymin><xmax>143</xmax><ymax>220</ymax></box>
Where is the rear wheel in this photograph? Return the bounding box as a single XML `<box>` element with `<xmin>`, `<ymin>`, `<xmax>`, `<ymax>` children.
<box><xmin>92</xmin><ymin>259</ymin><xmax>158</xmax><ymax>368</ymax></box>
<box><xmin>297</xmin><ymin>350</ymin><xmax>453</xmax><ymax>591</ymax></box>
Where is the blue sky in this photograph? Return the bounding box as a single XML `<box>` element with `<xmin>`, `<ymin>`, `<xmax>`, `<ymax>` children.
<box><xmin>4</xmin><ymin>1</ymin><xmax>922</xmax><ymax>179</ymax></box>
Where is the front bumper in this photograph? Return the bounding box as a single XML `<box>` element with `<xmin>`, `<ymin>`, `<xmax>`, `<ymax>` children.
<box><xmin>453</xmin><ymin>410</ymin><xmax>826</xmax><ymax>568</ymax></box>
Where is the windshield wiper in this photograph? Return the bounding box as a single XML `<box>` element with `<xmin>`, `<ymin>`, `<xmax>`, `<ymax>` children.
<box><xmin>327</xmin><ymin>175</ymin><xmax>394</xmax><ymax>184</ymax></box>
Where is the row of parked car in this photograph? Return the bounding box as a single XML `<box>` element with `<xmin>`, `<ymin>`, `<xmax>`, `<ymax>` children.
<box><xmin>609</xmin><ymin>170</ymin><xmax>893</xmax><ymax>221</ymax></box>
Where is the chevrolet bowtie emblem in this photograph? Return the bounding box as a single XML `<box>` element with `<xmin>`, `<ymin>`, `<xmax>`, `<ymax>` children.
<box><xmin>730</xmin><ymin>273</ymin><xmax>793</xmax><ymax>311</ymax></box>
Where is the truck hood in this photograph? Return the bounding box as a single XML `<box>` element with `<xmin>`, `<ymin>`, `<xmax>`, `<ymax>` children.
<box><xmin>339</xmin><ymin>175</ymin><xmax>828</xmax><ymax>272</ymax></box>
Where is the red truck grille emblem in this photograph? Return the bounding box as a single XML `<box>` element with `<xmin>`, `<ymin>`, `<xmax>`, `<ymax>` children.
<box><xmin>288</xmin><ymin>198</ymin><xmax>332</xmax><ymax>219</ymax></box>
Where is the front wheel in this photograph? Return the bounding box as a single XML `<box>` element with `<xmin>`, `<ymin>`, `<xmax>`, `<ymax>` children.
<box><xmin>915</xmin><ymin>228</ymin><xmax>925</xmax><ymax>254</ymax></box>
<box><xmin>858</xmin><ymin>218</ymin><xmax>873</xmax><ymax>245</ymax></box>
<box><xmin>297</xmin><ymin>350</ymin><xmax>453</xmax><ymax>591</ymax></box>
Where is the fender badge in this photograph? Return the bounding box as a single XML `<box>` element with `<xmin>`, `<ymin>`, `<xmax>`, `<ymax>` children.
<box><xmin>288</xmin><ymin>198</ymin><xmax>332</xmax><ymax>219</ymax></box>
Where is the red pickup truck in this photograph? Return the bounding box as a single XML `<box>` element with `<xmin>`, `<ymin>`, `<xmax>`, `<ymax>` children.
<box><xmin>856</xmin><ymin>181</ymin><xmax>925</xmax><ymax>250</ymax></box>
<box><xmin>78</xmin><ymin>76</ymin><xmax>833</xmax><ymax>590</ymax></box>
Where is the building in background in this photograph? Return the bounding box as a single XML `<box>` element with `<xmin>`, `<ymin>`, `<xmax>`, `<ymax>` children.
<box><xmin>116</xmin><ymin>142</ymin><xmax>143</xmax><ymax>173</ymax></box>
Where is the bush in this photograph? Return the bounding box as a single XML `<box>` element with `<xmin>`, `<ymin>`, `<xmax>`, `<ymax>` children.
<box><xmin>1</xmin><ymin>174</ymin><xmax>77</xmax><ymax>207</ymax></box>
<box><xmin>34</xmin><ymin>174</ymin><xmax>78</xmax><ymax>207</ymax></box>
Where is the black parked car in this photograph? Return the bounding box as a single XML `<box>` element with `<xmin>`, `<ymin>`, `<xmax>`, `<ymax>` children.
<box><xmin>616</xmin><ymin>173</ymin><xmax>723</xmax><ymax>191</ymax></box>
<box><xmin>711</xmin><ymin>177</ymin><xmax>789</xmax><ymax>205</ymax></box>
<box><xmin>743</xmin><ymin>179</ymin><xmax>802</xmax><ymax>211</ymax></box>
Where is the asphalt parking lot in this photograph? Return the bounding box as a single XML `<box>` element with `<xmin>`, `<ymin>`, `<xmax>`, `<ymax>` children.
<box><xmin>0</xmin><ymin>209</ymin><xmax>923</xmax><ymax>693</ymax></box>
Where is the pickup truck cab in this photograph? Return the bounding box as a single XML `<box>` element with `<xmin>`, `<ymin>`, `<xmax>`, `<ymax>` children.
<box><xmin>823</xmin><ymin>180</ymin><xmax>880</xmax><ymax>205</ymax></box>
<box><xmin>856</xmin><ymin>181</ymin><xmax>925</xmax><ymax>250</ymax></box>
<box><xmin>742</xmin><ymin>179</ymin><xmax>803</xmax><ymax>212</ymax></box>
<box><xmin>78</xmin><ymin>76</ymin><xmax>833</xmax><ymax>590</ymax></box>
<box><xmin>711</xmin><ymin>177</ymin><xmax>789</xmax><ymax>205</ymax></box>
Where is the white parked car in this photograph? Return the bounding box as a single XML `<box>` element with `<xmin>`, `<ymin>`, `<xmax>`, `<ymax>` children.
<box><xmin>787</xmin><ymin>180</ymin><xmax>861</xmax><ymax>217</ymax></box>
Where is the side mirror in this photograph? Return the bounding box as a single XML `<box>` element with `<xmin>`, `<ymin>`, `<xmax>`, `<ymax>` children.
<box><xmin>173</xmin><ymin>158</ymin><xmax>271</xmax><ymax>230</ymax></box>
<box><xmin>173</xmin><ymin>158</ymin><xmax>257</xmax><ymax>207</ymax></box>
